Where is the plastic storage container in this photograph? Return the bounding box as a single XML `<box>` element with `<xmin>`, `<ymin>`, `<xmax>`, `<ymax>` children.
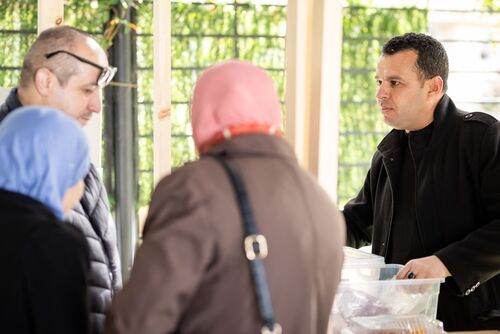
<box><xmin>342</xmin><ymin>247</ymin><xmax>385</xmax><ymax>280</ymax></box>
<box><xmin>343</xmin><ymin>314</ymin><xmax>445</xmax><ymax>333</ymax></box>
<box><xmin>343</xmin><ymin>246</ymin><xmax>385</xmax><ymax>268</ymax></box>
<box><xmin>332</xmin><ymin>264</ymin><xmax>444</xmax><ymax>333</ymax></box>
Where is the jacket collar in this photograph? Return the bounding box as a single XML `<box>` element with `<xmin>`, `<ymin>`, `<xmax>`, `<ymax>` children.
<box><xmin>203</xmin><ymin>133</ymin><xmax>297</xmax><ymax>162</ymax></box>
<box><xmin>0</xmin><ymin>88</ymin><xmax>22</xmax><ymax>123</ymax></box>
<box><xmin>377</xmin><ymin>94</ymin><xmax>456</xmax><ymax>158</ymax></box>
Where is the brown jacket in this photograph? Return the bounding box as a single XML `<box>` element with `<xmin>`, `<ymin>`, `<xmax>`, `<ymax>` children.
<box><xmin>106</xmin><ymin>134</ymin><xmax>345</xmax><ymax>334</ymax></box>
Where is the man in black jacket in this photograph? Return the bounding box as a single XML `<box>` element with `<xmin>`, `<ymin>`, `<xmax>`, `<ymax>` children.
<box><xmin>0</xmin><ymin>26</ymin><xmax>122</xmax><ymax>334</ymax></box>
<box><xmin>343</xmin><ymin>32</ymin><xmax>500</xmax><ymax>331</ymax></box>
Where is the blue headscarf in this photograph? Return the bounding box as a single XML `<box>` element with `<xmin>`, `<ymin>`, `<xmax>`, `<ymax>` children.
<box><xmin>0</xmin><ymin>106</ymin><xmax>89</xmax><ymax>219</ymax></box>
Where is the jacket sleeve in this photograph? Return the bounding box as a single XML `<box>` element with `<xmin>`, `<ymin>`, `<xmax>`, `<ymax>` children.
<box><xmin>436</xmin><ymin>122</ymin><xmax>500</xmax><ymax>295</ymax></box>
<box><xmin>342</xmin><ymin>163</ymin><xmax>376</xmax><ymax>249</ymax></box>
<box><xmin>105</xmin><ymin>172</ymin><xmax>216</xmax><ymax>334</ymax></box>
<box><xmin>24</xmin><ymin>224</ymin><xmax>90</xmax><ymax>334</ymax></box>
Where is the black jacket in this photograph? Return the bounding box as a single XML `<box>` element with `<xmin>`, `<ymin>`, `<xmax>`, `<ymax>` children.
<box><xmin>0</xmin><ymin>190</ymin><xmax>90</xmax><ymax>334</ymax></box>
<box><xmin>0</xmin><ymin>88</ymin><xmax>122</xmax><ymax>334</ymax></box>
<box><xmin>343</xmin><ymin>95</ymin><xmax>500</xmax><ymax>331</ymax></box>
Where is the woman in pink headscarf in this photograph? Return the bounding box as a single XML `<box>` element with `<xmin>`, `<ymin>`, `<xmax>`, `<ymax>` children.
<box><xmin>106</xmin><ymin>60</ymin><xmax>345</xmax><ymax>334</ymax></box>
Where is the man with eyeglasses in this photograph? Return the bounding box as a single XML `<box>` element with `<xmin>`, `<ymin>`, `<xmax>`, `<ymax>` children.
<box><xmin>0</xmin><ymin>26</ymin><xmax>121</xmax><ymax>334</ymax></box>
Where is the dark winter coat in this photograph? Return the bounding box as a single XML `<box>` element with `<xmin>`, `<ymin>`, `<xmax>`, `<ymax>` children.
<box><xmin>0</xmin><ymin>189</ymin><xmax>90</xmax><ymax>334</ymax></box>
<box><xmin>106</xmin><ymin>134</ymin><xmax>345</xmax><ymax>334</ymax></box>
<box><xmin>0</xmin><ymin>88</ymin><xmax>122</xmax><ymax>334</ymax></box>
<box><xmin>343</xmin><ymin>95</ymin><xmax>500</xmax><ymax>331</ymax></box>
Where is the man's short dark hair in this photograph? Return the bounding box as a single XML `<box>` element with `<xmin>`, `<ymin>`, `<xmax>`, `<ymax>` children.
<box><xmin>382</xmin><ymin>32</ymin><xmax>449</xmax><ymax>92</ymax></box>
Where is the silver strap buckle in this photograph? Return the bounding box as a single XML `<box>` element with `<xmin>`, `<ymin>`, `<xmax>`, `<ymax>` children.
<box><xmin>261</xmin><ymin>323</ymin><xmax>282</xmax><ymax>334</ymax></box>
<box><xmin>244</xmin><ymin>234</ymin><xmax>268</xmax><ymax>260</ymax></box>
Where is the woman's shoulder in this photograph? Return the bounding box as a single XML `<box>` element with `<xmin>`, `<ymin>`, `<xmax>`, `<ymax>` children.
<box><xmin>27</xmin><ymin>219</ymin><xmax>89</xmax><ymax>260</ymax></box>
<box><xmin>153</xmin><ymin>158</ymin><xmax>220</xmax><ymax>197</ymax></box>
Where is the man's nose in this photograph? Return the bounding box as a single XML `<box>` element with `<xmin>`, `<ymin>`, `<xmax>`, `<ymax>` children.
<box><xmin>376</xmin><ymin>83</ymin><xmax>389</xmax><ymax>100</ymax></box>
<box><xmin>89</xmin><ymin>91</ymin><xmax>103</xmax><ymax>113</ymax></box>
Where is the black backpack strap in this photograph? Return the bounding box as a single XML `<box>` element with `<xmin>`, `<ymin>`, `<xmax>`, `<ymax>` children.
<box><xmin>211</xmin><ymin>153</ymin><xmax>282</xmax><ymax>334</ymax></box>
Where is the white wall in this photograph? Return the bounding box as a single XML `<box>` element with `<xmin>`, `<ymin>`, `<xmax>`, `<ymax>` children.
<box><xmin>0</xmin><ymin>87</ymin><xmax>9</xmax><ymax>103</ymax></box>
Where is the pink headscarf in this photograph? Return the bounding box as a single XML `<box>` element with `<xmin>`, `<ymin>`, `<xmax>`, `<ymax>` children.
<box><xmin>191</xmin><ymin>60</ymin><xmax>282</xmax><ymax>153</ymax></box>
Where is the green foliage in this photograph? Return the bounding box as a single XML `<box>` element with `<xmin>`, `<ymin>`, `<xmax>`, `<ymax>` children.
<box><xmin>483</xmin><ymin>0</ymin><xmax>500</xmax><ymax>10</ymax></box>
<box><xmin>0</xmin><ymin>1</ymin><xmax>37</xmax><ymax>30</ymax></box>
<box><xmin>0</xmin><ymin>69</ymin><xmax>22</xmax><ymax>88</ymax></box>
<box><xmin>338</xmin><ymin>5</ymin><xmax>428</xmax><ymax>207</ymax></box>
<box><xmin>338</xmin><ymin>166</ymin><xmax>370</xmax><ymax>204</ymax></box>
<box><xmin>0</xmin><ymin>0</ymin><xmax>37</xmax><ymax>87</ymax></box>
<box><xmin>172</xmin><ymin>3</ymin><xmax>235</xmax><ymax>35</ymax></box>
<box><xmin>135</xmin><ymin>1</ymin><xmax>287</xmax><ymax>209</ymax></box>
<box><xmin>236</xmin><ymin>4</ymin><xmax>287</xmax><ymax>35</ymax></box>
<box><xmin>0</xmin><ymin>0</ymin><xmax>286</xmax><ymax>214</ymax></box>
<box><xmin>64</xmin><ymin>1</ymin><xmax>111</xmax><ymax>33</ymax></box>
<box><xmin>173</xmin><ymin>37</ymin><xmax>237</xmax><ymax>67</ymax></box>
<box><xmin>0</xmin><ymin>0</ymin><xmax>430</xmax><ymax>215</ymax></box>
<box><xmin>65</xmin><ymin>0</ymin><xmax>144</xmax><ymax>48</ymax></box>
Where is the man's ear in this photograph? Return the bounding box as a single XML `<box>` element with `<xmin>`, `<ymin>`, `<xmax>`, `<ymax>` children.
<box><xmin>33</xmin><ymin>68</ymin><xmax>55</xmax><ymax>96</ymax></box>
<box><xmin>428</xmin><ymin>76</ymin><xmax>444</xmax><ymax>97</ymax></box>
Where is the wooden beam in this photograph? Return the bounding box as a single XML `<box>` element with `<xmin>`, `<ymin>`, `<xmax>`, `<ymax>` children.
<box><xmin>284</xmin><ymin>0</ymin><xmax>311</xmax><ymax>167</ymax></box>
<box><xmin>153</xmin><ymin>0</ymin><xmax>172</xmax><ymax>185</ymax></box>
<box><xmin>285</xmin><ymin>0</ymin><xmax>343</xmax><ymax>201</ymax></box>
<box><xmin>37</xmin><ymin>0</ymin><xmax>64</xmax><ymax>34</ymax></box>
<box><xmin>314</xmin><ymin>0</ymin><xmax>343</xmax><ymax>201</ymax></box>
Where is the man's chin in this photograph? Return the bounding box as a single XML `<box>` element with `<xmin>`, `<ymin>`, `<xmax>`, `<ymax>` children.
<box><xmin>382</xmin><ymin>115</ymin><xmax>395</xmax><ymax>127</ymax></box>
<box><xmin>78</xmin><ymin>117</ymin><xmax>92</xmax><ymax>126</ymax></box>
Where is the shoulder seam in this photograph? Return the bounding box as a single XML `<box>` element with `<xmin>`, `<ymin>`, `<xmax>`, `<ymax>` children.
<box><xmin>463</xmin><ymin>112</ymin><xmax>498</xmax><ymax>126</ymax></box>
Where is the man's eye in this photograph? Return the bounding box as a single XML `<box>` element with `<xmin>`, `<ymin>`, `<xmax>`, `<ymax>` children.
<box><xmin>391</xmin><ymin>81</ymin><xmax>400</xmax><ymax>87</ymax></box>
<box><xmin>375</xmin><ymin>80</ymin><xmax>382</xmax><ymax>86</ymax></box>
<box><xmin>83</xmin><ymin>88</ymin><xmax>94</xmax><ymax>94</ymax></box>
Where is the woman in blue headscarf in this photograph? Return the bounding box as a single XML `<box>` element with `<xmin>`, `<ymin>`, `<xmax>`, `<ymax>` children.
<box><xmin>0</xmin><ymin>106</ymin><xmax>90</xmax><ymax>334</ymax></box>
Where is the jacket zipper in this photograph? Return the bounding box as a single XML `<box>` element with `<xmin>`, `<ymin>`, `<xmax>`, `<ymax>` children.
<box><xmin>408</xmin><ymin>134</ymin><xmax>424</xmax><ymax>251</ymax></box>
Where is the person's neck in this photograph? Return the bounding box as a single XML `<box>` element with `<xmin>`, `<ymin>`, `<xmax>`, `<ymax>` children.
<box><xmin>405</xmin><ymin>118</ymin><xmax>434</xmax><ymax>133</ymax></box>
<box><xmin>17</xmin><ymin>86</ymin><xmax>41</xmax><ymax>106</ymax></box>
<box><xmin>404</xmin><ymin>95</ymin><xmax>442</xmax><ymax>133</ymax></box>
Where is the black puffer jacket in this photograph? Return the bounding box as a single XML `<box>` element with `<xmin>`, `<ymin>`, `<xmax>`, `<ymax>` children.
<box><xmin>0</xmin><ymin>88</ymin><xmax>122</xmax><ymax>334</ymax></box>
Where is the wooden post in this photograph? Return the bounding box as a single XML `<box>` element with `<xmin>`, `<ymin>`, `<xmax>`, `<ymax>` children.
<box><xmin>37</xmin><ymin>0</ymin><xmax>64</xmax><ymax>34</ymax></box>
<box><xmin>285</xmin><ymin>0</ymin><xmax>343</xmax><ymax>201</ymax></box>
<box><xmin>310</xmin><ymin>0</ymin><xmax>343</xmax><ymax>201</ymax></box>
<box><xmin>153</xmin><ymin>0</ymin><xmax>172</xmax><ymax>185</ymax></box>
<box><xmin>284</xmin><ymin>0</ymin><xmax>310</xmax><ymax>167</ymax></box>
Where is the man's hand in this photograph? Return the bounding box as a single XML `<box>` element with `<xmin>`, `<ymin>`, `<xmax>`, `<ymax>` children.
<box><xmin>396</xmin><ymin>255</ymin><xmax>451</xmax><ymax>279</ymax></box>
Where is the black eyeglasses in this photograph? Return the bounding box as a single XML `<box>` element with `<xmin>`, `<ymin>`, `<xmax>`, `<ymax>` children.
<box><xmin>45</xmin><ymin>50</ymin><xmax>117</xmax><ymax>87</ymax></box>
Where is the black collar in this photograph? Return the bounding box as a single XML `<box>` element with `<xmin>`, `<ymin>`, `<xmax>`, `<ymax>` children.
<box><xmin>378</xmin><ymin>95</ymin><xmax>456</xmax><ymax>157</ymax></box>
<box><xmin>0</xmin><ymin>188</ymin><xmax>58</xmax><ymax>220</ymax></box>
